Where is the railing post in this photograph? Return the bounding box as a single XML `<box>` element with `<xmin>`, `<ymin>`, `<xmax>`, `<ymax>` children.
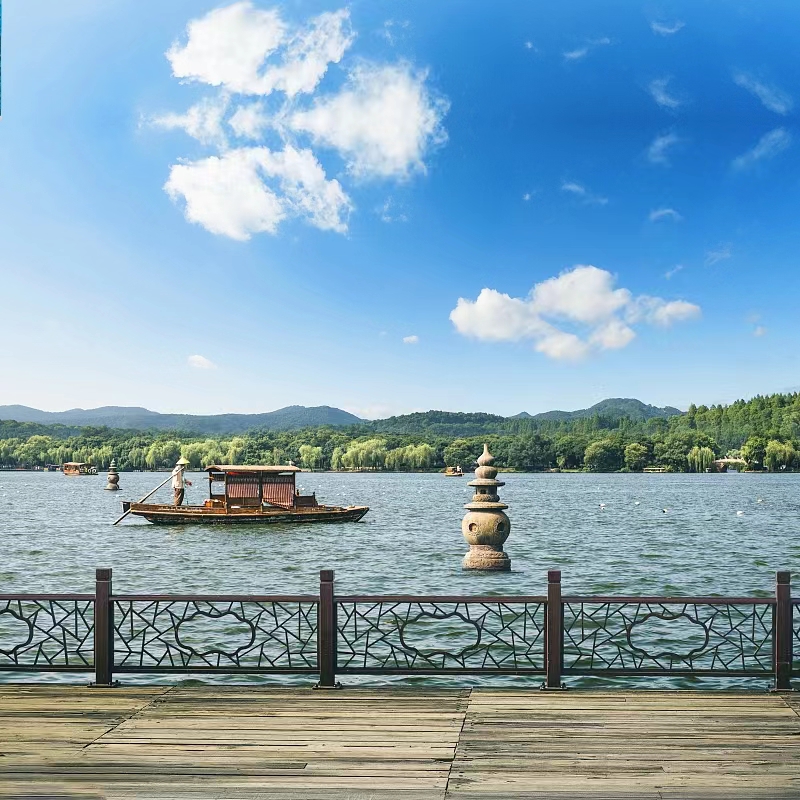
<box><xmin>774</xmin><ymin>571</ymin><xmax>792</xmax><ymax>691</ymax></box>
<box><xmin>316</xmin><ymin>569</ymin><xmax>340</xmax><ymax>689</ymax></box>
<box><xmin>93</xmin><ymin>568</ymin><xmax>114</xmax><ymax>687</ymax></box>
<box><xmin>545</xmin><ymin>569</ymin><xmax>564</xmax><ymax>689</ymax></box>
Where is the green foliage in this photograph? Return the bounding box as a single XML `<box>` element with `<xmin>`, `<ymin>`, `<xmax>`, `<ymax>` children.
<box><xmin>687</xmin><ymin>445</ymin><xmax>715</xmax><ymax>473</ymax></box>
<box><xmin>624</xmin><ymin>442</ymin><xmax>649</xmax><ymax>472</ymax></box>
<box><xmin>4</xmin><ymin>392</ymin><xmax>800</xmax><ymax>473</ymax></box>
<box><xmin>584</xmin><ymin>438</ymin><xmax>624</xmax><ymax>472</ymax></box>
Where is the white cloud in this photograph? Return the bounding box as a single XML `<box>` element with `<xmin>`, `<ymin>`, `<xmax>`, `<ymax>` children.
<box><xmin>402</xmin><ymin>335</ymin><xmax>419</xmax><ymax>344</ymax></box>
<box><xmin>228</xmin><ymin>102</ymin><xmax>270</xmax><ymax>139</ymax></box>
<box><xmin>164</xmin><ymin>145</ymin><xmax>350</xmax><ymax>240</ymax></box>
<box><xmin>705</xmin><ymin>244</ymin><xmax>732</xmax><ymax>265</ymax></box>
<box><xmin>167</xmin><ymin>2</ymin><xmax>286</xmax><ymax>93</ymax></box>
<box><xmin>153</xmin><ymin>96</ymin><xmax>230</xmax><ymax>147</ymax></box>
<box><xmin>664</xmin><ymin>264</ymin><xmax>684</xmax><ymax>279</ymax></box>
<box><xmin>561</xmin><ymin>181</ymin><xmax>608</xmax><ymax>206</ymax></box>
<box><xmin>289</xmin><ymin>63</ymin><xmax>448</xmax><ymax>179</ymax></box>
<box><xmin>647</xmin><ymin>132</ymin><xmax>680</xmax><ymax>165</ymax></box>
<box><xmin>524</xmin><ymin>41</ymin><xmax>535</xmax><ymax>50</ymax></box>
<box><xmin>648</xmin><ymin>77</ymin><xmax>681</xmax><ymax>110</ymax></box>
<box><xmin>753</xmin><ymin>325</ymin><xmax>767</xmax><ymax>337</ymax></box>
<box><xmin>649</xmin><ymin>207</ymin><xmax>682</xmax><ymax>222</ymax></box>
<box><xmin>733</xmin><ymin>73</ymin><xmax>792</xmax><ymax>115</ymax></box>
<box><xmin>563</xmin><ymin>37</ymin><xmax>612</xmax><ymax>61</ymax></box>
<box><xmin>651</xmin><ymin>21</ymin><xmax>684</xmax><ymax>36</ymax></box>
<box><xmin>378</xmin><ymin>197</ymin><xmax>408</xmax><ymax>223</ymax></box>
<box><xmin>522</xmin><ymin>192</ymin><xmax>531</xmax><ymax>201</ymax></box>
<box><xmin>157</xmin><ymin>5</ymin><xmax>448</xmax><ymax>238</ymax></box>
<box><xmin>167</xmin><ymin>4</ymin><xmax>352</xmax><ymax>98</ymax></box>
<box><xmin>563</xmin><ymin>47</ymin><xmax>589</xmax><ymax>61</ymax></box>
<box><xmin>449</xmin><ymin>265</ymin><xmax>700</xmax><ymax>361</ymax></box>
<box><xmin>188</xmin><ymin>354</ymin><xmax>217</xmax><ymax>369</ymax></box>
<box><xmin>732</xmin><ymin>127</ymin><xmax>791</xmax><ymax>170</ymax></box>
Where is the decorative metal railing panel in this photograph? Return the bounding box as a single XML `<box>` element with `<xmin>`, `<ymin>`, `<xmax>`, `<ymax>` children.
<box><xmin>793</xmin><ymin>602</ymin><xmax>800</xmax><ymax>676</ymax></box>
<box><xmin>336</xmin><ymin>597</ymin><xmax>546</xmax><ymax>673</ymax></box>
<box><xmin>563</xmin><ymin>599</ymin><xmax>774</xmax><ymax>675</ymax></box>
<box><xmin>113</xmin><ymin>597</ymin><xmax>318</xmax><ymax>672</ymax></box>
<box><xmin>0</xmin><ymin>596</ymin><xmax>94</xmax><ymax>670</ymax></box>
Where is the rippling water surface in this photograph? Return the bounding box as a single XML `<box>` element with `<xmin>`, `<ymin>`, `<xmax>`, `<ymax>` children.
<box><xmin>1</xmin><ymin>470</ymin><xmax>797</xmax><ymax>688</ymax></box>
<box><xmin>2</xmin><ymin>470</ymin><xmax>798</xmax><ymax>594</ymax></box>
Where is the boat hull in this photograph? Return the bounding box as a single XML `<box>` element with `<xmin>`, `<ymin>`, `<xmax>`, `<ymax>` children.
<box><xmin>124</xmin><ymin>503</ymin><xmax>369</xmax><ymax>525</ymax></box>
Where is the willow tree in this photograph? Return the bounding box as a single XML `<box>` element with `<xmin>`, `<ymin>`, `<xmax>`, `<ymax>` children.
<box><xmin>687</xmin><ymin>445</ymin><xmax>715</xmax><ymax>473</ymax></box>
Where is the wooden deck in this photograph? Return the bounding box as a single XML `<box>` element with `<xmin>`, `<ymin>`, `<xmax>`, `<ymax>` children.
<box><xmin>0</xmin><ymin>685</ymin><xmax>798</xmax><ymax>799</ymax></box>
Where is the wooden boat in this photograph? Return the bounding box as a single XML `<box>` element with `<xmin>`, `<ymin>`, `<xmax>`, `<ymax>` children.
<box><xmin>121</xmin><ymin>464</ymin><xmax>369</xmax><ymax>525</ymax></box>
<box><xmin>63</xmin><ymin>462</ymin><xmax>97</xmax><ymax>476</ymax></box>
<box><xmin>444</xmin><ymin>466</ymin><xmax>464</xmax><ymax>477</ymax></box>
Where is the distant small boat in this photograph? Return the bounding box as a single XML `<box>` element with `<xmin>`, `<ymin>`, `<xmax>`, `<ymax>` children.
<box><xmin>444</xmin><ymin>466</ymin><xmax>464</xmax><ymax>477</ymax></box>
<box><xmin>121</xmin><ymin>464</ymin><xmax>369</xmax><ymax>525</ymax></box>
<box><xmin>63</xmin><ymin>462</ymin><xmax>97</xmax><ymax>476</ymax></box>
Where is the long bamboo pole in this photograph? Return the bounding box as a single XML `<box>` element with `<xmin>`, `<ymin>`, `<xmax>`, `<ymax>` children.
<box><xmin>112</xmin><ymin>469</ymin><xmax>180</xmax><ymax>525</ymax></box>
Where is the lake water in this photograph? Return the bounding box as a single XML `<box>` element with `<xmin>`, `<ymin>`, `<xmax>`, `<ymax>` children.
<box><xmin>1</xmin><ymin>470</ymin><xmax>798</xmax><ymax>687</ymax></box>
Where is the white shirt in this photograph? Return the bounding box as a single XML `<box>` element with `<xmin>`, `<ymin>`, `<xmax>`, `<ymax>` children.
<box><xmin>171</xmin><ymin>466</ymin><xmax>185</xmax><ymax>490</ymax></box>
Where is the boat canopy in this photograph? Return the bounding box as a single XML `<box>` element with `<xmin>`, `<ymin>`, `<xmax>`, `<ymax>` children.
<box><xmin>205</xmin><ymin>465</ymin><xmax>300</xmax><ymax>509</ymax></box>
<box><xmin>204</xmin><ymin>465</ymin><xmax>301</xmax><ymax>473</ymax></box>
<box><xmin>63</xmin><ymin>462</ymin><xmax>89</xmax><ymax>467</ymax></box>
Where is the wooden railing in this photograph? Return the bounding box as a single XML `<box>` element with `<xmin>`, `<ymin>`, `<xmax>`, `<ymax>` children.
<box><xmin>0</xmin><ymin>569</ymin><xmax>796</xmax><ymax>690</ymax></box>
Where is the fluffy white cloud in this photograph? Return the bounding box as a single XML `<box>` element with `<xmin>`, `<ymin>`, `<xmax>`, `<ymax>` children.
<box><xmin>449</xmin><ymin>265</ymin><xmax>700</xmax><ymax>361</ymax></box>
<box><xmin>289</xmin><ymin>63</ymin><xmax>448</xmax><ymax>178</ymax></box>
<box><xmin>228</xmin><ymin>102</ymin><xmax>270</xmax><ymax>139</ymax></box>
<box><xmin>153</xmin><ymin>96</ymin><xmax>230</xmax><ymax>147</ymax></box>
<box><xmin>647</xmin><ymin>132</ymin><xmax>680</xmax><ymax>165</ymax></box>
<box><xmin>733</xmin><ymin>73</ymin><xmax>792</xmax><ymax>115</ymax></box>
<box><xmin>188</xmin><ymin>354</ymin><xmax>217</xmax><ymax>369</ymax></box>
<box><xmin>651</xmin><ymin>21</ymin><xmax>684</xmax><ymax>36</ymax></box>
<box><xmin>732</xmin><ymin>128</ymin><xmax>791</xmax><ymax>170</ymax></box>
<box><xmin>648</xmin><ymin>78</ymin><xmax>681</xmax><ymax>110</ymax></box>
<box><xmin>165</xmin><ymin>145</ymin><xmax>350</xmax><ymax>240</ymax></box>
<box><xmin>649</xmin><ymin>207</ymin><xmax>682</xmax><ymax>222</ymax></box>
<box><xmin>167</xmin><ymin>3</ymin><xmax>286</xmax><ymax>92</ymax></box>
<box><xmin>402</xmin><ymin>335</ymin><xmax>419</xmax><ymax>344</ymax></box>
<box><xmin>157</xmin><ymin>4</ymin><xmax>447</xmax><ymax>238</ymax></box>
<box><xmin>167</xmin><ymin>3</ymin><xmax>352</xmax><ymax>97</ymax></box>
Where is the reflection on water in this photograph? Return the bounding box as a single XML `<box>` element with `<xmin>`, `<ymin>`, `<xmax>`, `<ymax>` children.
<box><xmin>0</xmin><ymin>470</ymin><xmax>796</xmax><ymax>688</ymax></box>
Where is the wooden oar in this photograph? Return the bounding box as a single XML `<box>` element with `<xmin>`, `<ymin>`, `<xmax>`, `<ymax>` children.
<box><xmin>112</xmin><ymin>471</ymin><xmax>177</xmax><ymax>525</ymax></box>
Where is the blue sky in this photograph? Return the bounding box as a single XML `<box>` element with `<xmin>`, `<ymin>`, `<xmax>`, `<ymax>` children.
<box><xmin>1</xmin><ymin>0</ymin><xmax>799</xmax><ymax>418</ymax></box>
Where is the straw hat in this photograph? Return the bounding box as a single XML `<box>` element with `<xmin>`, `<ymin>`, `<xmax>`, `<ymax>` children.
<box><xmin>176</xmin><ymin>457</ymin><xmax>190</xmax><ymax>466</ymax></box>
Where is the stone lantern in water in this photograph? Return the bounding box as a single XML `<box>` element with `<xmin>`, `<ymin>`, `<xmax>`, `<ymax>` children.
<box><xmin>105</xmin><ymin>459</ymin><xmax>120</xmax><ymax>491</ymax></box>
<box><xmin>461</xmin><ymin>444</ymin><xmax>511</xmax><ymax>571</ymax></box>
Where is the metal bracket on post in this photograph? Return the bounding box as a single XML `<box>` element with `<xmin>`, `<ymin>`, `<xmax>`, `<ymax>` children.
<box><xmin>772</xmin><ymin>571</ymin><xmax>794</xmax><ymax>692</ymax></box>
<box><xmin>91</xmin><ymin>567</ymin><xmax>117</xmax><ymax>687</ymax></box>
<box><xmin>314</xmin><ymin>569</ymin><xmax>341</xmax><ymax>689</ymax></box>
<box><xmin>542</xmin><ymin>569</ymin><xmax>567</xmax><ymax>690</ymax></box>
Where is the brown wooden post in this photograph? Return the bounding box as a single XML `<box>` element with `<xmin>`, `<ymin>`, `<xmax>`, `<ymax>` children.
<box><xmin>94</xmin><ymin>568</ymin><xmax>114</xmax><ymax>686</ymax></box>
<box><xmin>774</xmin><ymin>571</ymin><xmax>792</xmax><ymax>691</ymax></box>
<box><xmin>316</xmin><ymin>569</ymin><xmax>339</xmax><ymax>689</ymax></box>
<box><xmin>546</xmin><ymin>569</ymin><xmax>563</xmax><ymax>688</ymax></box>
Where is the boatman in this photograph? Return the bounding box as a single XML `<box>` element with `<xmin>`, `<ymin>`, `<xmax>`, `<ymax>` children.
<box><xmin>172</xmin><ymin>457</ymin><xmax>192</xmax><ymax>506</ymax></box>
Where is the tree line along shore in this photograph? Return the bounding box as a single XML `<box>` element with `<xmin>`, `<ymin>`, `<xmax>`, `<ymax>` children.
<box><xmin>2</xmin><ymin>393</ymin><xmax>800</xmax><ymax>474</ymax></box>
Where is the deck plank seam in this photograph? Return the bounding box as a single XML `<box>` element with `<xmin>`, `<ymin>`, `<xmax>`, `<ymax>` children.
<box><xmin>80</xmin><ymin>686</ymin><xmax>176</xmax><ymax>750</ymax></box>
<box><xmin>444</xmin><ymin>688</ymin><xmax>472</xmax><ymax>800</ymax></box>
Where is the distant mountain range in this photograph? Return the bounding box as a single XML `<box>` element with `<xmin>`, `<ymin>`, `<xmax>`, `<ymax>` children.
<box><xmin>511</xmin><ymin>398</ymin><xmax>682</xmax><ymax>423</ymax></box>
<box><xmin>0</xmin><ymin>398</ymin><xmax>683</xmax><ymax>435</ymax></box>
<box><xmin>0</xmin><ymin>405</ymin><xmax>364</xmax><ymax>434</ymax></box>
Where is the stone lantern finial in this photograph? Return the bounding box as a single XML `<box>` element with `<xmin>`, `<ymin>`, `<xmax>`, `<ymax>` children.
<box><xmin>105</xmin><ymin>459</ymin><xmax>120</xmax><ymax>491</ymax></box>
<box><xmin>461</xmin><ymin>443</ymin><xmax>511</xmax><ymax>571</ymax></box>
